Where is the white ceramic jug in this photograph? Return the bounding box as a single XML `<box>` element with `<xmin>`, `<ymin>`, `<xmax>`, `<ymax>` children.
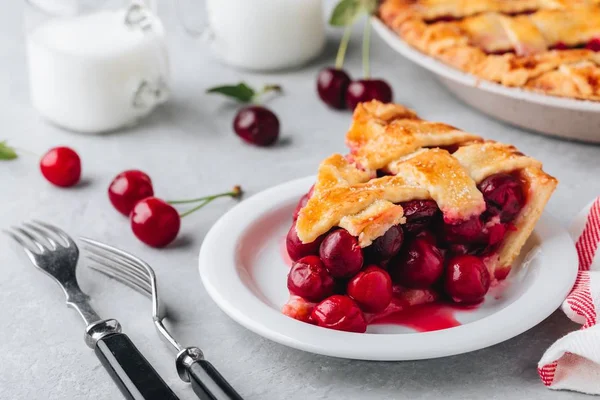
<box><xmin>25</xmin><ymin>0</ymin><xmax>169</xmax><ymax>133</ymax></box>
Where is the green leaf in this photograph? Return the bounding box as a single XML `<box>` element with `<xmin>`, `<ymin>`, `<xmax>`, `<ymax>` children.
<box><xmin>0</xmin><ymin>141</ymin><xmax>17</xmax><ymax>160</ymax></box>
<box><xmin>206</xmin><ymin>83</ymin><xmax>256</xmax><ymax>103</ymax></box>
<box><xmin>329</xmin><ymin>0</ymin><xmax>363</xmax><ymax>26</ymax></box>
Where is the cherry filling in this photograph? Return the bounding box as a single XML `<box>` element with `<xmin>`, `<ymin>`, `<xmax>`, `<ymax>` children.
<box><xmin>287</xmin><ymin>256</ymin><xmax>335</xmax><ymax>302</ymax></box>
<box><xmin>389</xmin><ymin>238</ymin><xmax>444</xmax><ymax>289</ymax></box>
<box><xmin>401</xmin><ymin>200</ymin><xmax>440</xmax><ymax>234</ymax></box>
<box><xmin>311</xmin><ymin>295</ymin><xmax>367</xmax><ymax>333</ymax></box>
<box><xmin>285</xmin><ymin>172</ymin><xmax>528</xmax><ymax>331</ymax></box>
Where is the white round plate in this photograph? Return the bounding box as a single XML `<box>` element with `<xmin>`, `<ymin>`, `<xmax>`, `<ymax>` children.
<box><xmin>199</xmin><ymin>177</ymin><xmax>578</xmax><ymax>360</ymax></box>
<box><xmin>372</xmin><ymin>18</ymin><xmax>600</xmax><ymax>144</ymax></box>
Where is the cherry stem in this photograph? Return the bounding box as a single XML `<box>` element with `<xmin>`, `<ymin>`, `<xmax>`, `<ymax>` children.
<box><xmin>335</xmin><ymin>25</ymin><xmax>352</xmax><ymax>70</ymax></box>
<box><xmin>362</xmin><ymin>17</ymin><xmax>371</xmax><ymax>79</ymax></box>
<box><xmin>169</xmin><ymin>186</ymin><xmax>242</xmax><ymax>205</ymax></box>
<box><xmin>252</xmin><ymin>85</ymin><xmax>282</xmax><ymax>104</ymax></box>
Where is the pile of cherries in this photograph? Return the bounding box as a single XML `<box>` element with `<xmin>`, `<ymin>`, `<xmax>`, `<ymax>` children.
<box><xmin>317</xmin><ymin>68</ymin><xmax>392</xmax><ymax>110</ymax></box>
<box><xmin>285</xmin><ymin>172</ymin><xmax>525</xmax><ymax>333</ymax></box>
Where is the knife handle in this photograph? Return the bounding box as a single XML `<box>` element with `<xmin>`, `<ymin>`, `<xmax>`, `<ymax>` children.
<box><xmin>95</xmin><ymin>332</ymin><xmax>179</xmax><ymax>400</ymax></box>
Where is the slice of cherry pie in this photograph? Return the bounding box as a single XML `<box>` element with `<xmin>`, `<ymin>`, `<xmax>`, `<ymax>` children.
<box><xmin>283</xmin><ymin>100</ymin><xmax>557</xmax><ymax>333</ymax></box>
<box><xmin>379</xmin><ymin>0</ymin><xmax>600</xmax><ymax>101</ymax></box>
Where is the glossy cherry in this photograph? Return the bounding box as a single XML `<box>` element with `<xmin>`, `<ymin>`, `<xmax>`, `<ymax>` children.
<box><xmin>586</xmin><ymin>38</ymin><xmax>600</xmax><ymax>52</ymax></box>
<box><xmin>478</xmin><ymin>173</ymin><xmax>525</xmax><ymax>223</ymax></box>
<box><xmin>130</xmin><ymin>197</ymin><xmax>180</xmax><ymax>248</ymax></box>
<box><xmin>319</xmin><ymin>229</ymin><xmax>364</xmax><ymax>278</ymax></box>
<box><xmin>444</xmin><ymin>255</ymin><xmax>491</xmax><ymax>303</ymax></box>
<box><xmin>287</xmin><ymin>256</ymin><xmax>335</xmax><ymax>302</ymax></box>
<box><xmin>108</xmin><ymin>170</ymin><xmax>154</xmax><ymax>216</ymax></box>
<box><xmin>345</xmin><ymin>79</ymin><xmax>393</xmax><ymax>110</ymax></box>
<box><xmin>286</xmin><ymin>224</ymin><xmax>324</xmax><ymax>262</ymax></box>
<box><xmin>390</xmin><ymin>238</ymin><xmax>444</xmax><ymax>288</ymax></box>
<box><xmin>39</xmin><ymin>147</ymin><xmax>81</xmax><ymax>187</ymax></box>
<box><xmin>311</xmin><ymin>295</ymin><xmax>367</xmax><ymax>333</ymax></box>
<box><xmin>233</xmin><ymin>106</ymin><xmax>279</xmax><ymax>146</ymax></box>
<box><xmin>317</xmin><ymin>68</ymin><xmax>351</xmax><ymax>109</ymax></box>
<box><xmin>401</xmin><ymin>200</ymin><xmax>440</xmax><ymax>234</ymax></box>
<box><xmin>364</xmin><ymin>225</ymin><xmax>404</xmax><ymax>265</ymax></box>
<box><xmin>347</xmin><ymin>265</ymin><xmax>393</xmax><ymax>313</ymax></box>
<box><xmin>442</xmin><ymin>216</ymin><xmax>488</xmax><ymax>245</ymax></box>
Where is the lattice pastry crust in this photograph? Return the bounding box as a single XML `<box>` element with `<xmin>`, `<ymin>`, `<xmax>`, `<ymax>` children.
<box><xmin>295</xmin><ymin>101</ymin><xmax>557</xmax><ymax>278</ymax></box>
<box><xmin>379</xmin><ymin>0</ymin><xmax>600</xmax><ymax>101</ymax></box>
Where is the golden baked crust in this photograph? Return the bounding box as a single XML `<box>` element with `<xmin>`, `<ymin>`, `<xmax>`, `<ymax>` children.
<box><xmin>295</xmin><ymin>101</ymin><xmax>557</xmax><ymax>277</ymax></box>
<box><xmin>379</xmin><ymin>0</ymin><xmax>600</xmax><ymax>101</ymax></box>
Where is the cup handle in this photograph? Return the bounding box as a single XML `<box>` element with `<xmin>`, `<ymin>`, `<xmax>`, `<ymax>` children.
<box><xmin>173</xmin><ymin>0</ymin><xmax>213</xmax><ymax>42</ymax></box>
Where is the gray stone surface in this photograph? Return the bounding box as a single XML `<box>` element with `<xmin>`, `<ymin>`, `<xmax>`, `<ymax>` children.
<box><xmin>1</xmin><ymin>2</ymin><xmax>600</xmax><ymax>399</ymax></box>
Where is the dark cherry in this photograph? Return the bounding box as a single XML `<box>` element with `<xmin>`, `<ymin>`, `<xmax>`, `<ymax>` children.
<box><xmin>478</xmin><ymin>173</ymin><xmax>525</xmax><ymax>223</ymax></box>
<box><xmin>401</xmin><ymin>200</ymin><xmax>440</xmax><ymax>234</ymax></box>
<box><xmin>415</xmin><ymin>230</ymin><xmax>437</xmax><ymax>246</ymax></box>
<box><xmin>311</xmin><ymin>295</ymin><xmax>367</xmax><ymax>333</ymax></box>
<box><xmin>364</xmin><ymin>225</ymin><xmax>404</xmax><ymax>264</ymax></box>
<box><xmin>233</xmin><ymin>106</ymin><xmax>279</xmax><ymax>146</ymax></box>
<box><xmin>317</xmin><ymin>68</ymin><xmax>351</xmax><ymax>109</ymax></box>
<box><xmin>345</xmin><ymin>79</ymin><xmax>393</xmax><ymax>110</ymax></box>
<box><xmin>444</xmin><ymin>255</ymin><xmax>491</xmax><ymax>304</ymax></box>
<box><xmin>286</xmin><ymin>224</ymin><xmax>324</xmax><ymax>262</ymax></box>
<box><xmin>108</xmin><ymin>170</ymin><xmax>154</xmax><ymax>216</ymax></box>
<box><xmin>552</xmin><ymin>41</ymin><xmax>569</xmax><ymax>50</ymax></box>
<box><xmin>442</xmin><ymin>216</ymin><xmax>488</xmax><ymax>245</ymax></box>
<box><xmin>293</xmin><ymin>185</ymin><xmax>315</xmax><ymax>221</ymax></box>
<box><xmin>130</xmin><ymin>197</ymin><xmax>180</xmax><ymax>248</ymax></box>
<box><xmin>287</xmin><ymin>256</ymin><xmax>335</xmax><ymax>302</ymax></box>
<box><xmin>319</xmin><ymin>229</ymin><xmax>364</xmax><ymax>278</ymax></box>
<box><xmin>347</xmin><ymin>265</ymin><xmax>393</xmax><ymax>313</ymax></box>
<box><xmin>39</xmin><ymin>147</ymin><xmax>81</xmax><ymax>187</ymax></box>
<box><xmin>586</xmin><ymin>38</ymin><xmax>600</xmax><ymax>52</ymax></box>
<box><xmin>390</xmin><ymin>238</ymin><xmax>444</xmax><ymax>288</ymax></box>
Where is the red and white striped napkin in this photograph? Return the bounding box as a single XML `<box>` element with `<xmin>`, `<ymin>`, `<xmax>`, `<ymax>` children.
<box><xmin>538</xmin><ymin>198</ymin><xmax>600</xmax><ymax>394</ymax></box>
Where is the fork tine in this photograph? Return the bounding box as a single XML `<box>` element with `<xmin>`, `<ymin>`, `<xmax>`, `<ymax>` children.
<box><xmin>85</xmin><ymin>248</ymin><xmax>151</xmax><ymax>288</ymax></box>
<box><xmin>3</xmin><ymin>228</ymin><xmax>44</xmax><ymax>255</ymax></box>
<box><xmin>87</xmin><ymin>255</ymin><xmax>152</xmax><ymax>297</ymax></box>
<box><xmin>81</xmin><ymin>238</ymin><xmax>156</xmax><ymax>280</ymax></box>
<box><xmin>32</xmin><ymin>220</ymin><xmax>76</xmax><ymax>248</ymax></box>
<box><xmin>8</xmin><ymin>227</ymin><xmax>46</xmax><ymax>253</ymax></box>
<box><xmin>83</xmin><ymin>244</ymin><xmax>151</xmax><ymax>283</ymax></box>
<box><xmin>22</xmin><ymin>222</ymin><xmax>58</xmax><ymax>249</ymax></box>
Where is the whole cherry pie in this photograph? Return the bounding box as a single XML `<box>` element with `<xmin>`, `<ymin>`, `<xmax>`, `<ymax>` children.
<box><xmin>379</xmin><ymin>0</ymin><xmax>600</xmax><ymax>101</ymax></box>
<box><xmin>282</xmin><ymin>100</ymin><xmax>557</xmax><ymax>333</ymax></box>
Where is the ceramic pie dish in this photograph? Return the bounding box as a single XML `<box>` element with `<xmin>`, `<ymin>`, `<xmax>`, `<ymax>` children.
<box><xmin>372</xmin><ymin>18</ymin><xmax>600</xmax><ymax>143</ymax></box>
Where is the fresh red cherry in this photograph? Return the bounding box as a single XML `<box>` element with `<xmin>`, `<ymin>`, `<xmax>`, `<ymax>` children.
<box><xmin>39</xmin><ymin>147</ymin><xmax>81</xmax><ymax>187</ymax></box>
<box><xmin>286</xmin><ymin>224</ymin><xmax>324</xmax><ymax>262</ymax></box>
<box><xmin>233</xmin><ymin>106</ymin><xmax>279</xmax><ymax>146</ymax></box>
<box><xmin>319</xmin><ymin>229</ymin><xmax>364</xmax><ymax>278</ymax></box>
<box><xmin>345</xmin><ymin>79</ymin><xmax>393</xmax><ymax>110</ymax></box>
<box><xmin>401</xmin><ymin>200</ymin><xmax>440</xmax><ymax>234</ymax></box>
<box><xmin>586</xmin><ymin>38</ymin><xmax>600</xmax><ymax>52</ymax></box>
<box><xmin>442</xmin><ymin>216</ymin><xmax>488</xmax><ymax>244</ymax></box>
<box><xmin>287</xmin><ymin>256</ymin><xmax>335</xmax><ymax>302</ymax></box>
<box><xmin>311</xmin><ymin>295</ymin><xmax>367</xmax><ymax>333</ymax></box>
<box><xmin>390</xmin><ymin>238</ymin><xmax>444</xmax><ymax>288</ymax></box>
<box><xmin>130</xmin><ymin>197</ymin><xmax>180</xmax><ymax>248</ymax></box>
<box><xmin>108</xmin><ymin>170</ymin><xmax>154</xmax><ymax>216</ymax></box>
<box><xmin>317</xmin><ymin>68</ymin><xmax>351</xmax><ymax>109</ymax></box>
<box><xmin>347</xmin><ymin>265</ymin><xmax>393</xmax><ymax>313</ymax></box>
<box><xmin>444</xmin><ymin>255</ymin><xmax>490</xmax><ymax>303</ymax></box>
<box><xmin>293</xmin><ymin>185</ymin><xmax>315</xmax><ymax>221</ymax></box>
<box><xmin>478</xmin><ymin>173</ymin><xmax>525</xmax><ymax>223</ymax></box>
<box><xmin>364</xmin><ymin>225</ymin><xmax>404</xmax><ymax>264</ymax></box>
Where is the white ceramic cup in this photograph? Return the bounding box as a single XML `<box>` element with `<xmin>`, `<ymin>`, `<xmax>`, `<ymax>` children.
<box><xmin>202</xmin><ymin>0</ymin><xmax>326</xmax><ymax>71</ymax></box>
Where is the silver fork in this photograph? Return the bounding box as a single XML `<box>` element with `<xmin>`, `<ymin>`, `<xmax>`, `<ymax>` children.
<box><xmin>4</xmin><ymin>221</ymin><xmax>179</xmax><ymax>400</ymax></box>
<box><xmin>81</xmin><ymin>238</ymin><xmax>243</xmax><ymax>400</ymax></box>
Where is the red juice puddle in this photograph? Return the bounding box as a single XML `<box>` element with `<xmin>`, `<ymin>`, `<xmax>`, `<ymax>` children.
<box><xmin>371</xmin><ymin>302</ymin><xmax>479</xmax><ymax>333</ymax></box>
<box><xmin>280</xmin><ymin>235</ymin><xmax>293</xmax><ymax>268</ymax></box>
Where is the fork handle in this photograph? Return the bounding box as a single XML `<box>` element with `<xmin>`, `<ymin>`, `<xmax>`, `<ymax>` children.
<box><xmin>186</xmin><ymin>360</ymin><xmax>243</xmax><ymax>400</ymax></box>
<box><xmin>95</xmin><ymin>332</ymin><xmax>179</xmax><ymax>400</ymax></box>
